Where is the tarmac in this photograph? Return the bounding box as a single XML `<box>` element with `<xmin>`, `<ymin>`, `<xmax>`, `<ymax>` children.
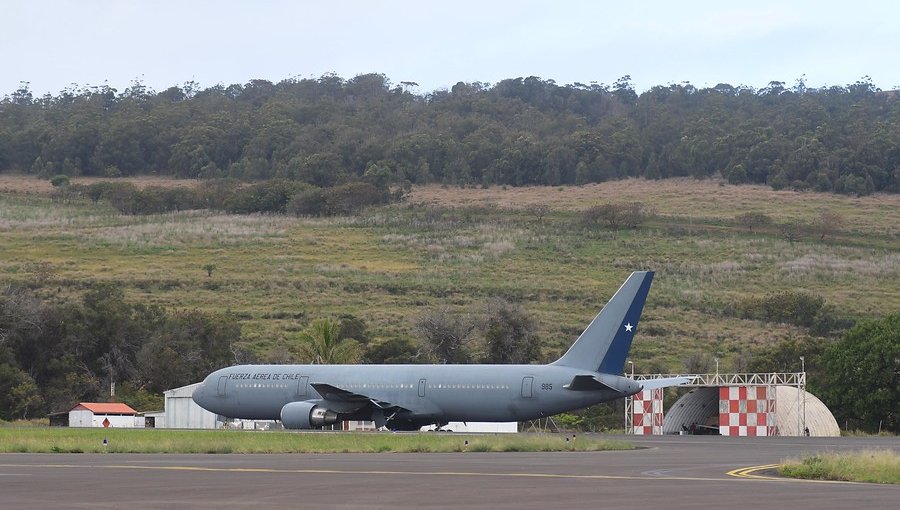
<box><xmin>0</xmin><ymin>435</ymin><xmax>897</xmax><ymax>509</ymax></box>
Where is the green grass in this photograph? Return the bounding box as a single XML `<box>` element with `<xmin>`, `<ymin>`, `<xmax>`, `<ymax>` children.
<box><xmin>779</xmin><ymin>450</ymin><xmax>900</xmax><ymax>484</ymax></box>
<box><xmin>1</xmin><ymin>179</ymin><xmax>898</xmax><ymax>369</ymax></box>
<box><xmin>0</xmin><ymin>428</ymin><xmax>632</xmax><ymax>454</ymax></box>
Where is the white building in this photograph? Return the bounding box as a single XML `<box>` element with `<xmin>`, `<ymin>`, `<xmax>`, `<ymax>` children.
<box><xmin>68</xmin><ymin>403</ymin><xmax>142</xmax><ymax>428</ymax></box>
<box><xmin>421</xmin><ymin>422</ymin><xmax>518</xmax><ymax>433</ymax></box>
<box><xmin>161</xmin><ymin>382</ymin><xmax>224</xmax><ymax>429</ymax></box>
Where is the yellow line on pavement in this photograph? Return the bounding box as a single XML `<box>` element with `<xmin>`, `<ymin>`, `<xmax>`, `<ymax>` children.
<box><xmin>727</xmin><ymin>464</ymin><xmax>870</xmax><ymax>485</ymax></box>
<box><xmin>0</xmin><ymin>463</ymin><xmax>726</xmax><ymax>482</ymax></box>
<box><xmin>4</xmin><ymin>462</ymin><xmax>883</xmax><ymax>486</ymax></box>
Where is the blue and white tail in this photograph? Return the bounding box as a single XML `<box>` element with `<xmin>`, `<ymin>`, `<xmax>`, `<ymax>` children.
<box><xmin>552</xmin><ymin>271</ymin><xmax>654</xmax><ymax>375</ymax></box>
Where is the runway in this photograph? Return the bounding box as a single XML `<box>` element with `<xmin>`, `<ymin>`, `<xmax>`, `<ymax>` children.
<box><xmin>0</xmin><ymin>435</ymin><xmax>896</xmax><ymax>509</ymax></box>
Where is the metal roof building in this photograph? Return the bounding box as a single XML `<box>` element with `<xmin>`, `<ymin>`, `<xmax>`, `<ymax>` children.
<box><xmin>162</xmin><ymin>383</ymin><xmax>223</xmax><ymax>429</ymax></box>
<box><xmin>68</xmin><ymin>402</ymin><xmax>142</xmax><ymax>428</ymax></box>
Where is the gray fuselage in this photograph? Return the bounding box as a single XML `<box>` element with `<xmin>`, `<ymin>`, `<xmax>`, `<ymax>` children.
<box><xmin>192</xmin><ymin>363</ymin><xmax>638</xmax><ymax>425</ymax></box>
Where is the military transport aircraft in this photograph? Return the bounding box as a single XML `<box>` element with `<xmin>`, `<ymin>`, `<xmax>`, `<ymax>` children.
<box><xmin>192</xmin><ymin>271</ymin><xmax>689</xmax><ymax>430</ymax></box>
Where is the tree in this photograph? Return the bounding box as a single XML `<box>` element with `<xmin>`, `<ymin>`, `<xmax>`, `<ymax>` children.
<box><xmin>337</xmin><ymin>314</ymin><xmax>370</xmax><ymax>345</ymax></box>
<box><xmin>365</xmin><ymin>338</ymin><xmax>420</xmax><ymax>364</ymax></box>
<box><xmin>734</xmin><ymin>211</ymin><xmax>772</xmax><ymax>232</ymax></box>
<box><xmin>810</xmin><ymin>208</ymin><xmax>845</xmax><ymax>241</ymax></box>
<box><xmin>136</xmin><ymin>310</ymin><xmax>238</xmax><ymax>393</ymax></box>
<box><xmin>581</xmin><ymin>203</ymin><xmax>644</xmax><ymax>237</ymax></box>
<box><xmin>526</xmin><ymin>204</ymin><xmax>551</xmax><ymax>225</ymax></box>
<box><xmin>746</xmin><ymin>337</ymin><xmax>826</xmax><ymax>373</ymax></box>
<box><xmin>202</xmin><ymin>264</ymin><xmax>216</xmax><ymax>278</ymax></box>
<box><xmin>479</xmin><ymin>298</ymin><xmax>541</xmax><ymax>364</ymax></box>
<box><xmin>293</xmin><ymin>318</ymin><xmax>362</xmax><ymax>364</ymax></box>
<box><xmin>682</xmin><ymin>351</ymin><xmax>713</xmax><ymax>373</ymax></box>
<box><xmin>817</xmin><ymin>314</ymin><xmax>899</xmax><ymax>432</ymax></box>
<box><xmin>780</xmin><ymin>222</ymin><xmax>805</xmax><ymax>244</ymax></box>
<box><xmin>416</xmin><ymin>308</ymin><xmax>474</xmax><ymax>363</ymax></box>
<box><xmin>0</xmin><ymin>364</ymin><xmax>43</xmax><ymax>420</ymax></box>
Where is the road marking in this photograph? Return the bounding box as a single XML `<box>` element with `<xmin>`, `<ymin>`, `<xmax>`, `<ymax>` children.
<box><xmin>2</xmin><ymin>462</ymin><xmax>891</xmax><ymax>487</ymax></box>
<box><xmin>0</xmin><ymin>463</ymin><xmax>739</xmax><ymax>482</ymax></box>
<box><xmin>726</xmin><ymin>464</ymin><xmax>871</xmax><ymax>485</ymax></box>
<box><xmin>0</xmin><ymin>463</ymin><xmax>714</xmax><ymax>481</ymax></box>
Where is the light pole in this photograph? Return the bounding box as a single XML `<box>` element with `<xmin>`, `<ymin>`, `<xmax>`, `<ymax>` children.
<box><xmin>714</xmin><ymin>357</ymin><xmax>719</xmax><ymax>384</ymax></box>
<box><xmin>624</xmin><ymin>360</ymin><xmax>634</xmax><ymax>434</ymax></box>
<box><xmin>800</xmin><ymin>356</ymin><xmax>807</xmax><ymax>436</ymax></box>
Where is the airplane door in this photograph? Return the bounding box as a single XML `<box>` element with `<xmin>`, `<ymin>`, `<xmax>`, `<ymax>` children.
<box><xmin>296</xmin><ymin>376</ymin><xmax>309</xmax><ymax>397</ymax></box>
<box><xmin>418</xmin><ymin>378</ymin><xmax>426</xmax><ymax>397</ymax></box>
<box><xmin>521</xmin><ymin>377</ymin><xmax>534</xmax><ymax>398</ymax></box>
<box><xmin>217</xmin><ymin>376</ymin><xmax>228</xmax><ymax>397</ymax></box>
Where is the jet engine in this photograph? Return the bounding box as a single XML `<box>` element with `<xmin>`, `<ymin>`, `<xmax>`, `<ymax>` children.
<box><xmin>280</xmin><ymin>401</ymin><xmax>339</xmax><ymax>429</ymax></box>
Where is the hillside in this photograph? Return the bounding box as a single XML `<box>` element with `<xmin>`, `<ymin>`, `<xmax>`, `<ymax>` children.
<box><xmin>2</xmin><ymin>177</ymin><xmax>896</xmax><ymax>366</ymax></box>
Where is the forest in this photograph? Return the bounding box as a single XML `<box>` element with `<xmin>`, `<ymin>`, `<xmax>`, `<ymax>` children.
<box><xmin>1</xmin><ymin>74</ymin><xmax>898</xmax><ymax>195</ymax></box>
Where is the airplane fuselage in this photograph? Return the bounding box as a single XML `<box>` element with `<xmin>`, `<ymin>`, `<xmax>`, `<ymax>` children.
<box><xmin>192</xmin><ymin>363</ymin><xmax>640</xmax><ymax>427</ymax></box>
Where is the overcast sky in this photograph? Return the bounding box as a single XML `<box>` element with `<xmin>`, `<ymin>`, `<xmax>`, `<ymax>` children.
<box><xmin>3</xmin><ymin>0</ymin><xmax>898</xmax><ymax>97</ymax></box>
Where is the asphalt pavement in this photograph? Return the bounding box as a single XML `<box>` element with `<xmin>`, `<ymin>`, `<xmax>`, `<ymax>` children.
<box><xmin>0</xmin><ymin>435</ymin><xmax>897</xmax><ymax>509</ymax></box>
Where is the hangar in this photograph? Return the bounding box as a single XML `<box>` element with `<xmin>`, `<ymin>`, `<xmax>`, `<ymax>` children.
<box><xmin>626</xmin><ymin>372</ymin><xmax>840</xmax><ymax>436</ymax></box>
<box><xmin>160</xmin><ymin>382</ymin><xmax>223</xmax><ymax>429</ymax></box>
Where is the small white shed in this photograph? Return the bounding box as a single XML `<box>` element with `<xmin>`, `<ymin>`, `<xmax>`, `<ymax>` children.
<box><xmin>68</xmin><ymin>403</ymin><xmax>142</xmax><ymax>428</ymax></box>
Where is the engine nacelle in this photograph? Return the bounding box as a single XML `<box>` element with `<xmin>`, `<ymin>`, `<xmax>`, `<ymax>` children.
<box><xmin>280</xmin><ymin>401</ymin><xmax>339</xmax><ymax>429</ymax></box>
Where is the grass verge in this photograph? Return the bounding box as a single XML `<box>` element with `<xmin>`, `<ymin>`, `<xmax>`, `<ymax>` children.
<box><xmin>779</xmin><ymin>450</ymin><xmax>900</xmax><ymax>484</ymax></box>
<box><xmin>0</xmin><ymin>428</ymin><xmax>632</xmax><ymax>454</ymax></box>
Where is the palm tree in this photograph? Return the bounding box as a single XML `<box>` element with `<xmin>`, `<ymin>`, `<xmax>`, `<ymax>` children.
<box><xmin>293</xmin><ymin>318</ymin><xmax>361</xmax><ymax>364</ymax></box>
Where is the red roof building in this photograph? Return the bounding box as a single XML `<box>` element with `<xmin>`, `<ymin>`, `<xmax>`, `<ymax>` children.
<box><xmin>69</xmin><ymin>403</ymin><xmax>137</xmax><ymax>415</ymax></box>
<box><xmin>67</xmin><ymin>402</ymin><xmax>141</xmax><ymax>428</ymax></box>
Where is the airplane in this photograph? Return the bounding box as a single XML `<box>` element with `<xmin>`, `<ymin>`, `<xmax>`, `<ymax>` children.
<box><xmin>192</xmin><ymin>271</ymin><xmax>689</xmax><ymax>430</ymax></box>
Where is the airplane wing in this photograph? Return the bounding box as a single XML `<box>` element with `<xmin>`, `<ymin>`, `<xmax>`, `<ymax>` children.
<box><xmin>639</xmin><ymin>376</ymin><xmax>694</xmax><ymax>390</ymax></box>
<box><xmin>310</xmin><ymin>383</ymin><xmax>371</xmax><ymax>403</ymax></box>
<box><xmin>310</xmin><ymin>383</ymin><xmax>410</xmax><ymax>413</ymax></box>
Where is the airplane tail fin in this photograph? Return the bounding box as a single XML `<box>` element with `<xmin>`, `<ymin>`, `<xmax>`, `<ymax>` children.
<box><xmin>551</xmin><ymin>271</ymin><xmax>654</xmax><ymax>375</ymax></box>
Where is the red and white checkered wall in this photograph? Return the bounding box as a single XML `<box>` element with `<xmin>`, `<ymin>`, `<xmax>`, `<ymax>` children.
<box><xmin>632</xmin><ymin>388</ymin><xmax>664</xmax><ymax>435</ymax></box>
<box><xmin>718</xmin><ymin>386</ymin><xmax>775</xmax><ymax>436</ymax></box>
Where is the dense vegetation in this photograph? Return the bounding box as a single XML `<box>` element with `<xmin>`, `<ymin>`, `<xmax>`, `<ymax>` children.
<box><xmin>2</xmin><ymin>74</ymin><xmax>898</xmax><ymax>194</ymax></box>
<box><xmin>0</xmin><ymin>284</ymin><xmax>238</xmax><ymax>419</ymax></box>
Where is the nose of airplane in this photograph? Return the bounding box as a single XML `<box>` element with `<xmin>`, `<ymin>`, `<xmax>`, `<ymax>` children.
<box><xmin>192</xmin><ymin>379</ymin><xmax>210</xmax><ymax>409</ymax></box>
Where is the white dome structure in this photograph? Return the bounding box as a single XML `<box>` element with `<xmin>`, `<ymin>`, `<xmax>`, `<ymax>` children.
<box><xmin>774</xmin><ymin>385</ymin><xmax>840</xmax><ymax>437</ymax></box>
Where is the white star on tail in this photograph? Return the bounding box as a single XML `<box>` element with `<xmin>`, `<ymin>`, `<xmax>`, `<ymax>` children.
<box><xmin>624</xmin><ymin>323</ymin><xmax>633</xmax><ymax>332</ymax></box>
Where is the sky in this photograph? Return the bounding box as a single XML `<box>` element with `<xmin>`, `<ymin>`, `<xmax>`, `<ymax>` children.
<box><xmin>2</xmin><ymin>0</ymin><xmax>899</xmax><ymax>97</ymax></box>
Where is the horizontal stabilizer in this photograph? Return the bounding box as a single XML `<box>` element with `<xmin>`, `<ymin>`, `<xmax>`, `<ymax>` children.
<box><xmin>563</xmin><ymin>375</ymin><xmax>616</xmax><ymax>392</ymax></box>
<box><xmin>638</xmin><ymin>376</ymin><xmax>694</xmax><ymax>390</ymax></box>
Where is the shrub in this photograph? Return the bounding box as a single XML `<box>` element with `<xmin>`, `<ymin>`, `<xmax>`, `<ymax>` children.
<box><xmin>49</xmin><ymin>175</ymin><xmax>70</xmax><ymax>187</ymax></box>
<box><xmin>224</xmin><ymin>180</ymin><xmax>311</xmax><ymax>214</ymax></box>
<box><xmin>732</xmin><ymin>290</ymin><xmax>848</xmax><ymax>334</ymax></box>
<box><xmin>286</xmin><ymin>187</ymin><xmax>327</xmax><ymax>216</ymax></box>
<box><xmin>287</xmin><ymin>182</ymin><xmax>390</xmax><ymax>217</ymax></box>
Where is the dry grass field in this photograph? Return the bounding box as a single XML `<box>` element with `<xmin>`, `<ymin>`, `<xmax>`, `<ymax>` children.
<box><xmin>410</xmin><ymin>178</ymin><xmax>900</xmax><ymax>237</ymax></box>
<box><xmin>0</xmin><ymin>173</ymin><xmax>201</xmax><ymax>194</ymax></box>
<box><xmin>1</xmin><ymin>174</ymin><xmax>897</xmax><ymax>370</ymax></box>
